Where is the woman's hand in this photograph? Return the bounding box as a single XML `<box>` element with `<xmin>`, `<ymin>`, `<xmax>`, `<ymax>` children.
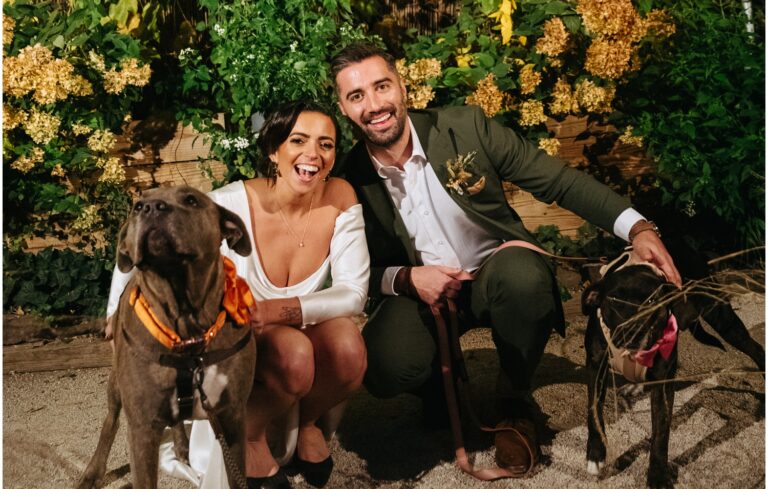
<box><xmin>250</xmin><ymin>298</ymin><xmax>305</xmax><ymax>331</ymax></box>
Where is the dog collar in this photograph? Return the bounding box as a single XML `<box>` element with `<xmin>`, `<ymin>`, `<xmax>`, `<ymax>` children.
<box><xmin>129</xmin><ymin>256</ymin><xmax>254</xmax><ymax>351</ymax></box>
<box><xmin>597</xmin><ymin>307</ymin><xmax>678</xmax><ymax>383</ymax></box>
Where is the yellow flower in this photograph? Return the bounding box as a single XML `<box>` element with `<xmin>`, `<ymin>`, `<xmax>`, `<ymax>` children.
<box><xmin>72</xmin><ymin>123</ymin><xmax>93</xmax><ymax>136</ymax></box>
<box><xmin>584</xmin><ymin>38</ymin><xmax>634</xmax><ymax>79</ymax></box>
<box><xmin>103</xmin><ymin>58</ymin><xmax>151</xmax><ymax>94</ymax></box>
<box><xmin>549</xmin><ymin>77</ymin><xmax>579</xmax><ymax>115</ymax></box>
<box><xmin>466</xmin><ymin>73</ymin><xmax>506</xmax><ymax>117</ymax></box>
<box><xmin>10</xmin><ymin>147</ymin><xmax>45</xmax><ymax>173</ymax></box>
<box><xmin>71</xmin><ymin>205</ymin><xmax>101</xmax><ymax>232</ymax></box>
<box><xmin>577</xmin><ymin>0</ymin><xmax>643</xmax><ymax>40</ymax></box>
<box><xmin>519</xmin><ymin>99</ymin><xmax>548</xmax><ymax>127</ymax></box>
<box><xmin>575</xmin><ymin>79</ymin><xmax>615</xmax><ymax>114</ymax></box>
<box><xmin>23</xmin><ymin>108</ymin><xmax>61</xmax><ymax>145</ymax></box>
<box><xmin>617</xmin><ymin>125</ymin><xmax>644</xmax><ymax>147</ymax></box>
<box><xmin>538</xmin><ymin>137</ymin><xmax>561</xmax><ymax>156</ymax></box>
<box><xmin>3</xmin><ymin>16</ymin><xmax>15</xmax><ymax>46</ymax></box>
<box><xmin>644</xmin><ymin>9</ymin><xmax>676</xmax><ymax>38</ymax></box>
<box><xmin>87</xmin><ymin>129</ymin><xmax>117</xmax><ymax>153</ymax></box>
<box><xmin>51</xmin><ymin>163</ymin><xmax>66</xmax><ymax>177</ymax></box>
<box><xmin>489</xmin><ymin>0</ymin><xmax>517</xmax><ymax>45</ymax></box>
<box><xmin>97</xmin><ymin>156</ymin><xmax>126</xmax><ymax>184</ymax></box>
<box><xmin>3</xmin><ymin>44</ymin><xmax>92</xmax><ymax>103</ymax></box>
<box><xmin>535</xmin><ymin>17</ymin><xmax>570</xmax><ymax>58</ymax></box>
<box><xmin>408</xmin><ymin>85</ymin><xmax>436</xmax><ymax>110</ymax></box>
<box><xmin>408</xmin><ymin>58</ymin><xmax>441</xmax><ymax>82</ymax></box>
<box><xmin>519</xmin><ymin>64</ymin><xmax>541</xmax><ymax>95</ymax></box>
<box><xmin>3</xmin><ymin>105</ymin><xmax>27</xmax><ymax>131</ymax></box>
<box><xmin>518</xmin><ymin>36</ymin><xmax>527</xmax><ymax>46</ymax></box>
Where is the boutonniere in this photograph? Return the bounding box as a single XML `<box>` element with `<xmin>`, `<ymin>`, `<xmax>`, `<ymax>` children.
<box><xmin>445</xmin><ymin>150</ymin><xmax>486</xmax><ymax>196</ymax></box>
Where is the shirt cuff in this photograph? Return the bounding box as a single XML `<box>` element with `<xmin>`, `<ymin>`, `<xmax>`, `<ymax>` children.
<box><xmin>613</xmin><ymin>208</ymin><xmax>646</xmax><ymax>242</ymax></box>
<box><xmin>381</xmin><ymin>266</ymin><xmax>403</xmax><ymax>296</ymax></box>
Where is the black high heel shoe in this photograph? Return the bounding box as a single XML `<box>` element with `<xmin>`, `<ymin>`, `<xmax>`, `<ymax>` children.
<box><xmin>294</xmin><ymin>455</ymin><xmax>333</xmax><ymax>488</ymax></box>
<box><xmin>246</xmin><ymin>467</ymin><xmax>292</xmax><ymax>489</ymax></box>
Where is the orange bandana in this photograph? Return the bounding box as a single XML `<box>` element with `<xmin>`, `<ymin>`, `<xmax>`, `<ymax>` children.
<box><xmin>129</xmin><ymin>256</ymin><xmax>254</xmax><ymax>350</ymax></box>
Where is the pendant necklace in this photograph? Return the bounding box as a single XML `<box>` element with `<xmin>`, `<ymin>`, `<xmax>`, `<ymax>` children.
<box><xmin>275</xmin><ymin>191</ymin><xmax>314</xmax><ymax>247</ymax></box>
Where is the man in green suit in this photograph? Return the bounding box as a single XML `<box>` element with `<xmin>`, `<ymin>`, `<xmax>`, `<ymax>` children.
<box><xmin>331</xmin><ymin>43</ymin><xmax>681</xmax><ymax>475</ymax></box>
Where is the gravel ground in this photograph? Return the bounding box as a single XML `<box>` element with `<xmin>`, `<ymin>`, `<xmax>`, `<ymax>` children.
<box><xmin>4</xmin><ymin>293</ymin><xmax>764</xmax><ymax>488</ymax></box>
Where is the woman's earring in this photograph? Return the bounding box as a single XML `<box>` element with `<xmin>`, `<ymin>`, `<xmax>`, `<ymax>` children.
<box><xmin>323</xmin><ymin>174</ymin><xmax>330</xmax><ymax>182</ymax></box>
<box><xmin>273</xmin><ymin>161</ymin><xmax>282</xmax><ymax>178</ymax></box>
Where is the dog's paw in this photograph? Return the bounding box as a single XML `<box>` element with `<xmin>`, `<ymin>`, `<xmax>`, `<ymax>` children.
<box><xmin>586</xmin><ymin>459</ymin><xmax>605</xmax><ymax>476</ymax></box>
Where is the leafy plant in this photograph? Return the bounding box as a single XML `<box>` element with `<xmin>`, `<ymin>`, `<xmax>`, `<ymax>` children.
<box><xmin>533</xmin><ymin>223</ymin><xmax>625</xmax><ymax>260</ymax></box>
<box><xmin>4</xmin><ymin>247</ymin><xmax>115</xmax><ymax>317</ymax></box>
<box><xmin>176</xmin><ymin>0</ymin><xmax>377</xmax><ymax>180</ymax></box>
<box><xmin>617</xmin><ymin>0</ymin><xmax>765</xmax><ymax>247</ymax></box>
<box><xmin>400</xmin><ymin>0</ymin><xmax>676</xmax><ymax>149</ymax></box>
<box><xmin>3</xmin><ymin>0</ymin><xmax>150</xmax><ymax>251</ymax></box>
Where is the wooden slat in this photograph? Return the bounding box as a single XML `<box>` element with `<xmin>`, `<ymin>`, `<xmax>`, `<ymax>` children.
<box><xmin>124</xmin><ymin>160</ymin><xmax>227</xmax><ymax>193</ymax></box>
<box><xmin>3</xmin><ymin>336</ymin><xmax>112</xmax><ymax>373</ymax></box>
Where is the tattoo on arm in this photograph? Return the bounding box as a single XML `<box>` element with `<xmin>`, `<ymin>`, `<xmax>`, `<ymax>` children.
<box><xmin>279</xmin><ymin>306</ymin><xmax>302</xmax><ymax>325</ymax></box>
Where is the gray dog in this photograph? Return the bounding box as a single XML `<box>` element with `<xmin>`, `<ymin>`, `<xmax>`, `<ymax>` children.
<box><xmin>77</xmin><ymin>186</ymin><xmax>257</xmax><ymax>489</ymax></box>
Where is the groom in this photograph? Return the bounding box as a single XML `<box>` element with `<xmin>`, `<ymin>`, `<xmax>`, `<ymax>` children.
<box><xmin>330</xmin><ymin>43</ymin><xmax>680</xmax><ymax>475</ymax></box>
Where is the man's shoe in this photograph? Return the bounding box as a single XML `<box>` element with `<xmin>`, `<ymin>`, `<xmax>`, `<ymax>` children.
<box><xmin>421</xmin><ymin>388</ymin><xmax>450</xmax><ymax>430</ymax></box>
<box><xmin>494</xmin><ymin>417</ymin><xmax>539</xmax><ymax>477</ymax></box>
<box><xmin>294</xmin><ymin>455</ymin><xmax>333</xmax><ymax>488</ymax></box>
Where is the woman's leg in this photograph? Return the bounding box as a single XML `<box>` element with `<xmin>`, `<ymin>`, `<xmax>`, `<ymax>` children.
<box><xmin>297</xmin><ymin>317</ymin><xmax>367</xmax><ymax>462</ymax></box>
<box><xmin>245</xmin><ymin>325</ymin><xmax>314</xmax><ymax>477</ymax></box>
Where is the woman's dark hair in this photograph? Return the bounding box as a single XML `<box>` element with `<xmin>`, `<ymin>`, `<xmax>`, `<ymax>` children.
<box><xmin>257</xmin><ymin>101</ymin><xmax>339</xmax><ymax>184</ymax></box>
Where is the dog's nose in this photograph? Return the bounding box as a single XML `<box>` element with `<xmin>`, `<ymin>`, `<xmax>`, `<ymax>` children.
<box><xmin>134</xmin><ymin>199</ymin><xmax>171</xmax><ymax>215</ymax></box>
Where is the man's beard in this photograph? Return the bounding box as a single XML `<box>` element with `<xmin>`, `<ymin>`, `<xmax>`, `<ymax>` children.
<box><xmin>361</xmin><ymin>105</ymin><xmax>407</xmax><ymax>148</ymax></box>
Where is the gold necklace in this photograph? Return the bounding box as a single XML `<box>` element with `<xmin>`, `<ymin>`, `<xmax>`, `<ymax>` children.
<box><xmin>275</xmin><ymin>192</ymin><xmax>314</xmax><ymax>247</ymax></box>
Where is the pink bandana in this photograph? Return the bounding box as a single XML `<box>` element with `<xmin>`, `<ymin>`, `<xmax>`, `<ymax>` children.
<box><xmin>633</xmin><ymin>314</ymin><xmax>679</xmax><ymax>368</ymax></box>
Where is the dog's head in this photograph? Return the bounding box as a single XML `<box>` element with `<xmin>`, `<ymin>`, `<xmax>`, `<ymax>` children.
<box><xmin>116</xmin><ymin>186</ymin><xmax>251</xmax><ymax>272</ymax></box>
<box><xmin>582</xmin><ymin>264</ymin><xmax>674</xmax><ymax>351</ymax></box>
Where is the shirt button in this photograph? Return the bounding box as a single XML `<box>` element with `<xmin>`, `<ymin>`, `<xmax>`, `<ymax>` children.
<box><xmin>423</xmin><ymin>210</ymin><xmax>430</xmax><ymax>216</ymax></box>
<box><xmin>437</xmin><ymin>240</ymin><xmax>444</xmax><ymax>245</ymax></box>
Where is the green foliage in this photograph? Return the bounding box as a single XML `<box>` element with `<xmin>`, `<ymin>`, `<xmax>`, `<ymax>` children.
<box><xmin>399</xmin><ymin>0</ymin><xmax>672</xmax><ymax>142</ymax></box>
<box><xmin>617</xmin><ymin>0</ymin><xmax>765</xmax><ymax>246</ymax></box>
<box><xmin>3</xmin><ymin>0</ymin><xmax>150</xmax><ymax>315</ymax></box>
<box><xmin>533</xmin><ymin>223</ymin><xmax>625</xmax><ymax>259</ymax></box>
<box><xmin>176</xmin><ymin>0</ymin><xmax>377</xmax><ymax>180</ymax></box>
<box><xmin>3</xmin><ymin>247</ymin><xmax>115</xmax><ymax>317</ymax></box>
<box><xmin>3</xmin><ymin>0</ymin><xmax>147</xmax><ymax>250</ymax></box>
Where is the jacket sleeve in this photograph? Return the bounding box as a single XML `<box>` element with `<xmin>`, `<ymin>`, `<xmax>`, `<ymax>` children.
<box><xmin>468</xmin><ymin>106</ymin><xmax>631</xmax><ymax>233</ymax></box>
<box><xmin>298</xmin><ymin>204</ymin><xmax>370</xmax><ymax>325</ymax></box>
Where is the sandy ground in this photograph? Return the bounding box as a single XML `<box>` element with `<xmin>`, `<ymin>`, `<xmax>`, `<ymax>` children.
<box><xmin>4</xmin><ymin>293</ymin><xmax>764</xmax><ymax>489</ymax></box>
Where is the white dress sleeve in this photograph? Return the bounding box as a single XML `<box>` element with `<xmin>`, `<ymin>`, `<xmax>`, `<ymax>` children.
<box><xmin>106</xmin><ymin>265</ymin><xmax>134</xmax><ymax>318</ymax></box>
<box><xmin>298</xmin><ymin>204</ymin><xmax>370</xmax><ymax>325</ymax></box>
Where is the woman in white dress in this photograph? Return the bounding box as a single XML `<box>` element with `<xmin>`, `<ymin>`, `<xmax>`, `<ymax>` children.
<box><xmin>106</xmin><ymin>101</ymin><xmax>370</xmax><ymax>489</ymax></box>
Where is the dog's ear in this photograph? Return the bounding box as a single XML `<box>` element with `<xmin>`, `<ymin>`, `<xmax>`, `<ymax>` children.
<box><xmin>116</xmin><ymin>221</ymin><xmax>135</xmax><ymax>272</ymax></box>
<box><xmin>670</xmin><ymin>295</ymin><xmax>726</xmax><ymax>351</ymax></box>
<box><xmin>219</xmin><ymin>205</ymin><xmax>252</xmax><ymax>256</ymax></box>
<box><xmin>581</xmin><ymin>281</ymin><xmax>602</xmax><ymax>316</ymax></box>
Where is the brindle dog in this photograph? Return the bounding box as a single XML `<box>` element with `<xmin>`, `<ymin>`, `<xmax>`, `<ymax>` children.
<box><xmin>581</xmin><ymin>252</ymin><xmax>763</xmax><ymax>489</ymax></box>
<box><xmin>77</xmin><ymin>186</ymin><xmax>256</xmax><ymax>489</ymax></box>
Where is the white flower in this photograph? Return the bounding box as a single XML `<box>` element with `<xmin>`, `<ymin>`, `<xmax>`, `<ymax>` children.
<box><xmin>220</xmin><ymin>138</ymin><xmax>232</xmax><ymax>150</ymax></box>
<box><xmin>233</xmin><ymin>137</ymin><xmax>249</xmax><ymax>150</ymax></box>
<box><xmin>178</xmin><ymin>48</ymin><xmax>195</xmax><ymax>61</ymax></box>
<box><xmin>290</xmin><ymin>41</ymin><xmax>298</xmax><ymax>52</ymax></box>
<box><xmin>213</xmin><ymin>24</ymin><xmax>225</xmax><ymax>36</ymax></box>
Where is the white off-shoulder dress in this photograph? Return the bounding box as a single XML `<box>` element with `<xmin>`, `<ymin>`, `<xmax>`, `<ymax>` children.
<box><xmin>106</xmin><ymin>180</ymin><xmax>370</xmax><ymax>488</ymax></box>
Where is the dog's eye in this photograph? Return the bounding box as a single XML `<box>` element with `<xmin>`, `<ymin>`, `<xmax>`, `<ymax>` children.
<box><xmin>133</xmin><ymin>202</ymin><xmax>144</xmax><ymax>212</ymax></box>
<box><xmin>184</xmin><ymin>195</ymin><xmax>199</xmax><ymax>206</ymax></box>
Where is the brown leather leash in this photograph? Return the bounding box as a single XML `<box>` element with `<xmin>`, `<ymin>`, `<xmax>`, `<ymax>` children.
<box><xmin>431</xmin><ymin>240</ymin><xmax>595</xmax><ymax>480</ymax></box>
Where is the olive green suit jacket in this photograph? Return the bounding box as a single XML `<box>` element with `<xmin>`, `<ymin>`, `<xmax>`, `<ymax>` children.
<box><xmin>337</xmin><ymin>105</ymin><xmax>631</xmax><ymax>301</ymax></box>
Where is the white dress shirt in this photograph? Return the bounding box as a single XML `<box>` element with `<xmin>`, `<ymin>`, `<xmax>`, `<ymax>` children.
<box><xmin>371</xmin><ymin>118</ymin><xmax>643</xmax><ymax>295</ymax></box>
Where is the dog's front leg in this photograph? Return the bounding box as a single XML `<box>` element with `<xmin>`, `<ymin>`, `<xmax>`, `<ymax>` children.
<box><xmin>127</xmin><ymin>422</ymin><xmax>164</xmax><ymax>489</ymax></box>
<box><xmin>76</xmin><ymin>369</ymin><xmax>122</xmax><ymax>489</ymax></box>
<box><xmin>646</xmin><ymin>362</ymin><xmax>676</xmax><ymax>489</ymax></box>
<box><xmin>586</xmin><ymin>358</ymin><xmax>609</xmax><ymax>476</ymax></box>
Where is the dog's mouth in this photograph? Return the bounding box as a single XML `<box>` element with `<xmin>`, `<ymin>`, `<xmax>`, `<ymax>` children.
<box><xmin>134</xmin><ymin>227</ymin><xmax>196</xmax><ymax>267</ymax></box>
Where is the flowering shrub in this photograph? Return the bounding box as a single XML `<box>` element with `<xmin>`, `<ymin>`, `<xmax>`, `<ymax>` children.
<box><xmin>401</xmin><ymin>0</ymin><xmax>675</xmax><ymax>155</ymax></box>
<box><xmin>3</xmin><ymin>0</ymin><xmax>150</xmax><ymax>252</ymax></box>
<box><xmin>177</xmin><ymin>0</ymin><xmax>376</xmax><ymax>180</ymax></box>
<box><xmin>3</xmin><ymin>0</ymin><xmax>151</xmax><ymax>315</ymax></box>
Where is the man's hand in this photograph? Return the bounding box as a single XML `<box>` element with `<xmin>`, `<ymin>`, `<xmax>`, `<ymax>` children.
<box><xmin>409</xmin><ymin>265</ymin><xmax>472</xmax><ymax>306</ymax></box>
<box><xmin>631</xmin><ymin>231</ymin><xmax>682</xmax><ymax>287</ymax></box>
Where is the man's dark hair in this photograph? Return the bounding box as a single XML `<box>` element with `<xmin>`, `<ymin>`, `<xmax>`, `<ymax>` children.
<box><xmin>257</xmin><ymin>100</ymin><xmax>339</xmax><ymax>185</ymax></box>
<box><xmin>330</xmin><ymin>42</ymin><xmax>397</xmax><ymax>83</ymax></box>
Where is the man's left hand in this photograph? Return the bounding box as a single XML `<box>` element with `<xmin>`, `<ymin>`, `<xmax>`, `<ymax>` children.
<box><xmin>631</xmin><ymin>231</ymin><xmax>682</xmax><ymax>287</ymax></box>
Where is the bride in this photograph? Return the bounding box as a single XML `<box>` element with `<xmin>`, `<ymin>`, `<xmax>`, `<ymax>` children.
<box><xmin>106</xmin><ymin>101</ymin><xmax>370</xmax><ymax>489</ymax></box>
